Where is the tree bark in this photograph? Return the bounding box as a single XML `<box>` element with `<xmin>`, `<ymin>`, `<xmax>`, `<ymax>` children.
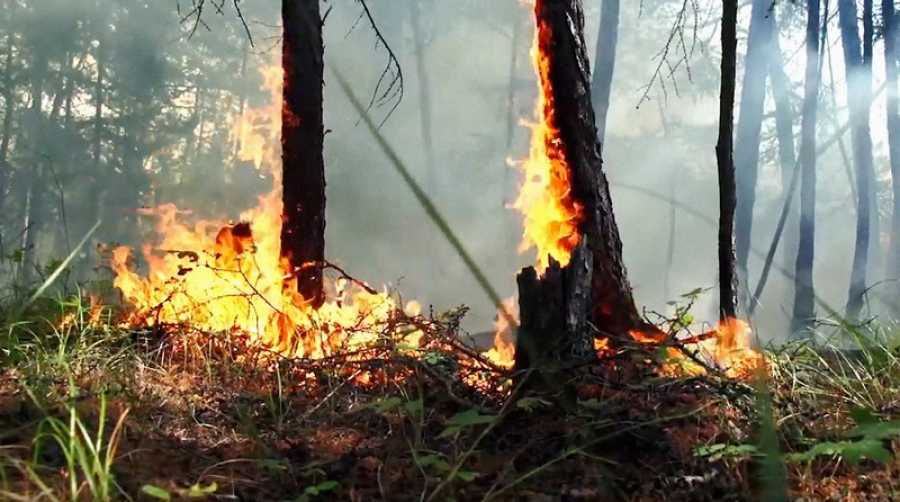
<box><xmin>769</xmin><ymin>25</ymin><xmax>799</xmax><ymax>278</ymax></box>
<box><xmin>590</xmin><ymin>0</ymin><xmax>619</xmax><ymax>147</ymax></box>
<box><xmin>0</xmin><ymin>32</ymin><xmax>14</xmax><ymax>207</ymax></box>
<box><xmin>839</xmin><ymin>0</ymin><xmax>875</xmax><ymax>319</ymax></box>
<box><xmin>734</xmin><ymin>0</ymin><xmax>774</xmax><ymax>301</ymax></box>
<box><xmin>282</xmin><ymin>0</ymin><xmax>326</xmax><ymax>308</ymax></box>
<box><xmin>516</xmin><ymin>0</ymin><xmax>642</xmax><ymax>370</ymax></box>
<box><xmin>885</xmin><ymin>0</ymin><xmax>900</xmax><ymax>308</ymax></box>
<box><xmin>792</xmin><ymin>0</ymin><xmax>822</xmax><ymax>335</ymax></box>
<box><xmin>716</xmin><ymin>0</ymin><xmax>739</xmax><ymax>321</ymax></box>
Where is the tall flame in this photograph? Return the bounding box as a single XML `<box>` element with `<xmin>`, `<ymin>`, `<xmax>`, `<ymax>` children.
<box><xmin>111</xmin><ymin>60</ymin><xmax>411</xmax><ymax>358</ymax></box>
<box><xmin>513</xmin><ymin>1</ymin><xmax>584</xmax><ymax>271</ymax></box>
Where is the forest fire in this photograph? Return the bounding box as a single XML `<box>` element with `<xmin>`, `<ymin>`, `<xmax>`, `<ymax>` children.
<box><xmin>110</xmin><ymin>62</ymin><xmax>412</xmax><ymax>360</ymax></box>
<box><xmin>513</xmin><ymin>0</ymin><xmax>584</xmax><ymax>272</ymax></box>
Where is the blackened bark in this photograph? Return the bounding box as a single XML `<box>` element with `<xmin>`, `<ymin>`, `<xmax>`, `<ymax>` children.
<box><xmin>734</xmin><ymin>0</ymin><xmax>774</xmax><ymax>300</ymax></box>
<box><xmin>516</xmin><ymin>242</ymin><xmax>593</xmax><ymax>371</ymax></box>
<box><xmin>838</xmin><ymin>0</ymin><xmax>875</xmax><ymax>318</ymax></box>
<box><xmin>885</xmin><ymin>0</ymin><xmax>900</xmax><ymax>307</ymax></box>
<box><xmin>282</xmin><ymin>0</ymin><xmax>326</xmax><ymax>308</ymax></box>
<box><xmin>792</xmin><ymin>0</ymin><xmax>821</xmax><ymax>335</ymax></box>
<box><xmin>515</xmin><ymin>0</ymin><xmax>642</xmax><ymax>371</ymax></box>
<box><xmin>716</xmin><ymin>0</ymin><xmax>739</xmax><ymax>321</ymax></box>
<box><xmin>590</xmin><ymin>0</ymin><xmax>619</xmax><ymax>147</ymax></box>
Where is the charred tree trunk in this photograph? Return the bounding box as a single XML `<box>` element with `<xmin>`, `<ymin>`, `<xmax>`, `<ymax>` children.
<box><xmin>734</xmin><ymin>0</ymin><xmax>774</xmax><ymax>303</ymax></box>
<box><xmin>282</xmin><ymin>0</ymin><xmax>326</xmax><ymax>308</ymax></box>
<box><xmin>885</xmin><ymin>0</ymin><xmax>900</xmax><ymax>308</ymax></box>
<box><xmin>90</xmin><ymin>39</ymin><xmax>105</xmax><ymax>237</ymax></box>
<box><xmin>792</xmin><ymin>0</ymin><xmax>822</xmax><ymax>335</ymax></box>
<box><xmin>716</xmin><ymin>0</ymin><xmax>739</xmax><ymax>321</ymax></box>
<box><xmin>590</xmin><ymin>0</ymin><xmax>619</xmax><ymax>147</ymax></box>
<box><xmin>839</xmin><ymin>0</ymin><xmax>875</xmax><ymax>319</ymax></box>
<box><xmin>516</xmin><ymin>0</ymin><xmax>642</xmax><ymax>371</ymax></box>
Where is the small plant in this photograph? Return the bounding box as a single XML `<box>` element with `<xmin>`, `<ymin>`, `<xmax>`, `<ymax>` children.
<box><xmin>28</xmin><ymin>386</ymin><xmax>130</xmax><ymax>502</ymax></box>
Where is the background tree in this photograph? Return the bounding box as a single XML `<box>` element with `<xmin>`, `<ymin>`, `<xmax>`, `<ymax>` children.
<box><xmin>792</xmin><ymin>0</ymin><xmax>822</xmax><ymax>335</ymax></box>
<box><xmin>734</xmin><ymin>0</ymin><xmax>774</xmax><ymax>309</ymax></box>
<box><xmin>838</xmin><ymin>0</ymin><xmax>875</xmax><ymax>319</ymax></box>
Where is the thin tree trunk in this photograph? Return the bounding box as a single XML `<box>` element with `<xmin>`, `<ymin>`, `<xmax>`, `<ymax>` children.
<box><xmin>282</xmin><ymin>0</ymin><xmax>326</xmax><ymax>308</ymax></box>
<box><xmin>885</xmin><ymin>0</ymin><xmax>900</xmax><ymax>307</ymax></box>
<box><xmin>590</xmin><ymin>0</ymin><xmax>619</xmax><ymax>147</ymax></box>
<box><xmin>734</xmin><ymin>0</ymin><xmax>774</xmax><ymax>307</ymax></box>
<box><xmin>792</xmin><ymin>0</ymin><xmax>822</xmax><ymax>335</ymax></box>
<box><xmin>839</xmin><ymin>0</ymin><xmax>875</xmax><ymax>318</ymax></box>
<box><xmin>505</xmin><ymin>17</ymin><xmax>522</xmax><ymax>152</ymax></box>
<box><xmin>19</xmin><ymin>52</ymin><xmax>48</xmax><ymax>284</ymax></box>
<box><xmin>516</xmin><ymin>0</ymin><xmax>642</xmax><ymax>371</ymax></box>
<box><xmin>0</xmin><ymin>32</ymin><xmax>14</xmax><ymax>206</ymax></box>
<box><xmin>410</xmin><ymin>0</ymin><xmax>435</xmax><ymax>177</ymax></box>
<box><xmin>90</xmin><ymin>39</ymin><xmax>105</xmax><ymax>235</ymax></box>
<box><xmin>769</xmin><ymin>25</ymin><xmax>799</xmax><ymax>279</ymax></box>
<box><xmin>658</xmin><ymin>100</ymin><xmax>677</xmax><ymax>302</ymax></box>
<box><xmin>716</xmin><ymin>0</ymin><xmax>739</xmax><ymax>321</ymax></box>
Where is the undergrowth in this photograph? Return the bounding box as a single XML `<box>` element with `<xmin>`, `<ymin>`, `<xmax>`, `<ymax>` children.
<box><xmin>0</xmin><ymin>294</ymin><xmax>899</xmax><ymax>501</ymax></box>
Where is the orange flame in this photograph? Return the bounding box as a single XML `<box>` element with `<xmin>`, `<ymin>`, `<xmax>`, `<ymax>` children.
<box><xmin>483</xmin><ymin>297</ymin><xmax>518</xmax><ymax>369</ymax></box>
<box><xmin>513</xmin><ymin>2</ymin><xmax>584</xmax><ymax>272</ymax></box>
<box><xmin>110</xmin><ymin>60</ymin><xmax>418</xmax><ymax>359</ymax></box>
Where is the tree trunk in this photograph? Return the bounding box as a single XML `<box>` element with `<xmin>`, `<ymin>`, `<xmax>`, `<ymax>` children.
<box><xmin>516</xmin><ymin>0</ymin><xmax>642</xmax><ymax>370</ymax></box>
<box><xmin>0</xmin><ymin>32</ymin><xmax>14</xmax><ymax>207</ymax></box>
<box><xmin>716</xmin><ymin>0</ymin><xmax>739</xmax><ymax>321</ymax></box>
<box><xmin>590</xmin><ymin>0</ymin><xmax>619</xmax><ymax>147</ymax></box>
<box><xmin>281</xmin><ymin>0</ymin><xmax>326</xmax><ymax>308</ymax></box>
<box><xmin>792</xmin><ymin>0</ymin><xmax>822</xmax><ymax>335</ymax></box>
<box><xmin>410</xmin><ymin>0</ymin><xmax>435</xmax><ymax>177</ymax></box>
<box><xmin>90</xmin><ymin>39</ymin><xmax>105</xmax><ymax>237</ymax></box>
<box><xmin>769</xmin><ymin>26</ymin><xmax>799</xmax><ymax>278</ymax></box>
<box><xmin>839</xmin><ymin>0</ymin><xmax>875</xmax><ymax>319</ymax></box>
<box><xmin>734</xmin><ymin>0</ymin><xmax>774</xmax><ymax>308</ymax></box>
<box><xmin>885</xmin><ymin>0</ymin><xmax>900</xmax><ymax>308</ymax></box>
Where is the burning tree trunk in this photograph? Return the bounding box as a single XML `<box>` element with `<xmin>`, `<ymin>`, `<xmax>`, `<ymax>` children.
<box><xmin>839</xmin><ymin>0</ymin><xmax>875</xmax><ymax>319</ymax></box>
<box><xmin>282</xmin><ymin>0</ymin><xmax>326</xmax><ymax>308</ymax></box>
<box><xmin>515</xmin><ymin>0</ymin><xmax>642</xmax><ymax>371</ymax></box>
<box><xmin>792</xmin><ymin>0</ymin><xmax>822</xmax><ymax>335</ymax></box>
<box><xmin>734</xmin><ymin>0</ymin><xmax>774</xmax><ymax>303</ymax></box>
<box><xmin>590</xmin><ymin>0</ymin><xmax>619</xmax><ymax>147</ymax></box>
<box><xmin>885</xmin><ymin>0</ymin><xmax>900</xmax><ymax>309</ymax></box>
<box><xmin>716</xmin><ymin>0</ymin><xmax>739</xmax><ymax>321</ymax></box>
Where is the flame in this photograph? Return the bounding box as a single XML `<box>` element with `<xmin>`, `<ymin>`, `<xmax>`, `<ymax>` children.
<box><xmin>711</xmin><ymin>318</ymin><xmax>764</xmax><ymax>379</ymax></box>
<box><xmin>110</xmin><ymin>60</ymin><xmax>417</xmax><ymax>359</ymax></box>
<box><xmin>513</xmin><ymin>1</ymin><xmax>584</xmax><ymax>271</ymax></box>
<box><xmin>483</xmin><ymin>297</ymin><xmax>519</xmax><ymax>369</ymax></box>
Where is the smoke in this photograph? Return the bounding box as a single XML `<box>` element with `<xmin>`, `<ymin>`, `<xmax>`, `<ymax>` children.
<box><xmin>2</xmin><ymin>0</ymin><xmax>896</xmax><ymax>339</ymax></box>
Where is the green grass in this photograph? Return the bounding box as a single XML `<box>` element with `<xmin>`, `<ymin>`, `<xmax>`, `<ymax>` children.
<box><xmin>0</xmin><ymin>291</ymin><xmax>899</xmax><ymax>500</ymax></box>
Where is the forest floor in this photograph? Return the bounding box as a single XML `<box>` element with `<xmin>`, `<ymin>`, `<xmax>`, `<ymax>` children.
<box><xmin>1</xmin><ymin>296</ymin><xmax>900</xmax><ymax>501</ymax></box>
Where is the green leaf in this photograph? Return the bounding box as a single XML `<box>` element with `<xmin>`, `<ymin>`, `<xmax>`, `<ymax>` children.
<box><xmin>141</xmin><ymin>485</ymin><xmax>172</xmax><ymax>501</ymax></box>
<box><xmin>455</xmin><ymin>470</ymin><xmax>478</xmax><ymax>482</ymax></box>
<box><xmin>184</xmin><ymin>482</ymin><xmax>218</xmax><ymax>498</ymax></box>
<box><xmin>403</xmin><ymin>399</ymin><xmax>424</xmax><ymax>418</ymax></box>
<box><xmin>786</xmin><ymin>439</ymin><xmax>892</xmax><ymax>465</ymax></box>
<box><xmin>416</xmin><ymin>454</ymin><xmax>451</xmax><ymax>472</ymax></box>
<box><xmin>516</xmin><ymin>397</ymin><xmax>551</xmax><ymax>412</ymax></box>
<box><xmin>694</xmin><ymin>443</ymin><xmax>759</xmax><ymax>462</ymax></box>
<box><xmin>847</xmin><ymin>420</ymin><xmax>900</xmax><ymax>441</ymax></box>
<box><xmin>680</xmin><ymin>287</ymin><xmax>706</xmax><ymax>299</ymax></box>
<box><xmin>447</xmin><ymin>409</ymin><xmax>496</xmax><ymax>427</ymax></box>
